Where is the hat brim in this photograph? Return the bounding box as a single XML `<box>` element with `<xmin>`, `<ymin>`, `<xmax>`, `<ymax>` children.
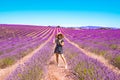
<box><xmin>56</xmin><ymin>33</ymin><xmax>64</xmax><ymax>38</ymax></box>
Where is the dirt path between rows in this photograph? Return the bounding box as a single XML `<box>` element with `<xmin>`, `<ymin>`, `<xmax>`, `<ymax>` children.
<box><xmin>44</xmin><ymin>29</ymin><xmax>79</xmax><ymax>80</ymax></box>
<box><xmin>64</xmin><ymin>36</ymin><xmax>120</xmax><ymax>75</ymax></box>
<box><xmin>44</xmin><ymin>55</ymin><xmax>78</xmax><ymax>80</ymax></box>
<box><xmin>0</xmin><ymin>29</ymin><xmax>55</xmax><ymax>80</ymax></box>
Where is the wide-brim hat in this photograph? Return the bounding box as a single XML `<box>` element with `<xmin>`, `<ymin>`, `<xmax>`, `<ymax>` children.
<box><xmin>56</xmin><ymin>32</ymin><xmax>64</xmax><ymax>38</ymax></box>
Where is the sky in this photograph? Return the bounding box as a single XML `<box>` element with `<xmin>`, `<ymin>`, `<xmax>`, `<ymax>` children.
<box><xmin>0</xmin><ymin>0</ymin><xmax>120</xmax><ymax>28</ymax></box>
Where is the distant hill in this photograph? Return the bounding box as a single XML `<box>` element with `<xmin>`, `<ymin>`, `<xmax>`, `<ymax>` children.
<box><xmin>77</xmin><ymin>26</ymin><xmax>119</xmax><ymax>29</ymax></box>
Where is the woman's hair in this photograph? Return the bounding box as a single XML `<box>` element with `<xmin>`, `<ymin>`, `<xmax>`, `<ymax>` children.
<box><xmin>56</xmin><ymin>33</ymin><xmax>64</xmax><ymax>39</ymax></box>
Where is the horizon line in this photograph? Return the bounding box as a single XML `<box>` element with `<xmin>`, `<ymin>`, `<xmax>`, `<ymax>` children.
<box><xmin>0</xmin><ymin>23</ymin><xmax>119</xmax><ymax>29</ymax></box>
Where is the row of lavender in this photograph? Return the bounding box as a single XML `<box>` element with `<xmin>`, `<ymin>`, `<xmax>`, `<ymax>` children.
<box><xmin>61</xmin><ymin>28</ymin><xmax>120</xmax><ymax>69</ymax></box>
<box><xmin>0</xmin><ymin>24</ymin><xmax>53</xmax><ymax>69</ymax></box>
<box><xmin>58</xmin><ymin>28</ymin><xmax>120</xmax><ymax>80</ymax></box>
<box><xmin>5</xmin><ymin>28</ymin><xmax>57</xmax><ymax>80</ymax></box>
<box><xmin>64</xmin><ymin>38</ymin><xmax>120</xmax><ymax>80</ymax></box>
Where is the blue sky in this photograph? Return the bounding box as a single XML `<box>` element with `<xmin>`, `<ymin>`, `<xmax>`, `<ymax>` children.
<box><xmin>0</xmin><ymin>0</ymin><xmax>120</xmax><ymax>28</ymax></box>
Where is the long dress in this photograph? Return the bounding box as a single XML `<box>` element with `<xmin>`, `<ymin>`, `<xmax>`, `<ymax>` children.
<box><xmin>54</xmin><ymin>38</ymin><xmax>64</xmax><ymax>54</ymax></box>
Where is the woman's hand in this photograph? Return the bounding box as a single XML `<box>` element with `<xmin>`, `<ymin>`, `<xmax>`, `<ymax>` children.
<box><xmin>61</xmin><ymin>42</ymin><xmax>64</xmax><ymax>46</ymax></box>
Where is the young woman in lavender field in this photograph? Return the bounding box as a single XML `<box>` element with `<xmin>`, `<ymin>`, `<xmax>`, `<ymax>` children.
<box><xmin>53</xmin><ymin>33</ymin><xmax>68</xmax><ymax>69</ymax></box>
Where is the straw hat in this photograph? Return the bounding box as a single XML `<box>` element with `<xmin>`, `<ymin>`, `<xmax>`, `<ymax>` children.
<box><xmin>56</xmin><ymin>32</ymin><xmax>64</xmax><ymax>38</ymax></box>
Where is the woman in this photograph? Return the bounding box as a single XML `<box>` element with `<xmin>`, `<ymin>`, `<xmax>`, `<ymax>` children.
<box><xmin>53</xmin><ymin>33</ymin><xmax>67</xmax><ymax>69</ymax></box>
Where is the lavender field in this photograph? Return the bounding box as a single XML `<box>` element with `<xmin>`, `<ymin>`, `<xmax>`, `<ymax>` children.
<box><xmin>0</xmin><ymin>24</ymin><xmax>120</xmax><ymax>80</ymax></box>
